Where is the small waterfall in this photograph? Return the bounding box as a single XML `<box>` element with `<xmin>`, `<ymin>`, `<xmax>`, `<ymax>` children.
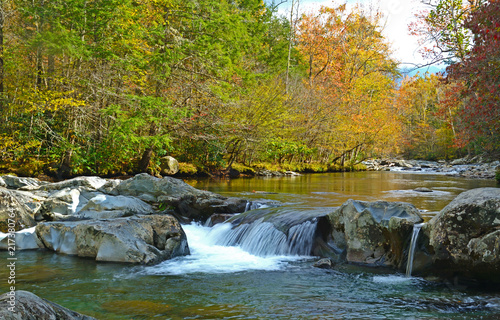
<box><xmin>406</xmin><ymin>223</ymin><xmax>425</xmax><ymax>277</ymax></box>
<box><xmin>244</xmin><ymin>201</ymin><xmax>251</xmax><ymax>212</ymax></box>
<box><xmin>210</xmin><ymin>217</ymin><xmax>320</xmax><ymax>257</ymax></box>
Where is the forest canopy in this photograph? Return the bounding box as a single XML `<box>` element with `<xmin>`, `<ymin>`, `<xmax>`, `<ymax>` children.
<box><xmin>0</xmin><ymin>0</ymin><xmax>497</xmax><ymax>177</ymax></box>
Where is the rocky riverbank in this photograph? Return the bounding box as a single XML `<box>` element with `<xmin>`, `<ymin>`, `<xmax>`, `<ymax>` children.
<box><xmin>363</xmin><ymin>158</ymin><xmax>500</xmax><ymax>180</ymax></box>
<box><xmin>0</xmin><ymin>173</ymin><xmax>247</xmax><ymax>264</ymax></box>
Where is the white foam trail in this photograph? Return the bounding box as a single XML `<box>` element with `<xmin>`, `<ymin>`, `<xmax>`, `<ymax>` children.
<box><xmin>143</xmin><ymin>223</ymin><xmax>304</xmax><ymax>275</ymax></box>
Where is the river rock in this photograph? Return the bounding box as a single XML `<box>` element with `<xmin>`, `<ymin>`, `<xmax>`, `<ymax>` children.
<box><xmin>159</xmin><ymin>156</ymin><xmax>179</xmax><ymax>175</ymax></box>
<box><xmin>1</xmin><ymin>175</ymin><xmax>49</xmax><ymax>190</ymax></box>
<box><xmin>35</xmin><ymin>214</ymin><xmax>189</xmax><ymax>264</ymax></box>
<box><xmin>205</xmin><ymin>213</ymin><xmax>235</xmax><ymax>227</ymax></box>
<box><xmin>1</xmin><ymin>173</ymin><xmax>248</xmax><ymax>223</ymax></box>
<box><xmin>426</xmin><ymin>188</ymin><xmax>500</xmax><ymax>284</ymax></box>
<box><xmin>112</xmin><ymin>173</ymin><xmax>247</xmax><ymax>220</ymax></box>
<box><xmin>0</xmin><ymin>227</ymin><xmax>43</xmax><ymax>250</ymax></box>
<box><xmin>327</xmin><ymin>200</ymin><xmax>424</xmax><ymax>268</ymax></box>
<box><xmin>0</xmin><ymin>188</ymin><xmax>36</xmax><ymax>233</ymax></box>
<box><xmin>39</xmin><ymin>188</ymin><xmax>82</xmax><ymax>219</ymax></box>
<box><xmin>8</xmin><ymin>189</ymin><xmax>46</xmax><ymax>217</ymax></box>
<box><xmin>76</xmin><ymin>194</ymin><xmax>154</xmax><ymax>219</ymax></box>
<box><xmin>313</xmin><ymin>258</ymin><xmax>335</xmax><ymax>269</ymax></box>
<box><xmin>414</xmin><ymin>187</ymin><xmax>433</xmax><ymax>193</ymax></box>
<box><xmin>0</xmin><ymin>290</ymin><xmax>96</xmax><ymax>320</ymax></box>
<box><xmin>38</xmin><ymin>176</ymin><xmax>108</xmax><ymax>191</ymax></box>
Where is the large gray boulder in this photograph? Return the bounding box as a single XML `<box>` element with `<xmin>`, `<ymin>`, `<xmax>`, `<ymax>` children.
<box><xmin>426</xmin><ymin>188</ymin><xmax>500</xmax><ymax>283</ymax></box>
<box><xmin>110</xmin><ymin>173</ymin><xmax>247</xmax><ymax>220</ymax></box>
<box><xmin>0</xmin><ymin>188</ymin><xmax>36</xmax><ymax>233</ymax></box>
<box><xmin>35</xmin><ymin>214</ymin><xmax>189</xmax><ymax>264</ymax></box>
<box><xmin>327</xmin><ymin>200</ymin><xmax>424</xmax><ymax>268</ymax></box>
<box><xmin>0</xmin><ymin>290</ymin><xmax>96</xmax><ymax>320</ymax></box>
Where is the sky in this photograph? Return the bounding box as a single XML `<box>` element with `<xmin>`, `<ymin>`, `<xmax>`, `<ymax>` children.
<box><xmin>273</xmin><ymin>0</ymin><xmax>434</xmax><ymax>68</ymax></box>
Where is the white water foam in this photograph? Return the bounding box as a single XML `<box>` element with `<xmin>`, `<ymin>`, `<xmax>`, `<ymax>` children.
<box><xmin>372</xmin><ymin>275</ymin><xmax>412</xmax><ymax>284</ymax></box>
<box><xmin>143</xmin><ymin>223</ymin><xmax>305</xmax><ymax>275</ymax></box>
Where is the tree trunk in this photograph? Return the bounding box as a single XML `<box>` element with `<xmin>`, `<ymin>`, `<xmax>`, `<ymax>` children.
<box><xmin>138</xmin><ymin>147</ymin><xmax>153</xmax><ymax>173</ymax></box>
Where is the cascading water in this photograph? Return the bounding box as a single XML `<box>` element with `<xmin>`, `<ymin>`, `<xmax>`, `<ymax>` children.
<box><xmin>144</xmin><ymin>208</ymin><xmax>328</xmax><ymax>275</ymax></box>
<box><xmin>211</xmin><ymin>218</ymin><xmax>318</xmax><ymax>256</ymax></box>
<box><xmin>244</xmin><ymin>201</ymin><xmax>251</xmax><ymax>212</ymax></box>
<box><xmin>406</xmin><ymin>223</ymin><xmax>425</xmax><ymax>277</ymax></box>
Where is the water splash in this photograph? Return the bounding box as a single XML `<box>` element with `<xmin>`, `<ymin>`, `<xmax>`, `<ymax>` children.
<box><xmin>406</xmin><ymin>223</ymin><xmax>425</xmax><ymax>277</ymax></box>
<box><xmin>142</xmin><ymin>223</ymin><xmax>303</xmax><ymax>275</ymax></box>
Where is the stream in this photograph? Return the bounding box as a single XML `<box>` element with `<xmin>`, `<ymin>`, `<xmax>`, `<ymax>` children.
<box><xmin>1</xmin><ymin>171</ymin><xmax>499</xmax><ymax>319</ymax></box>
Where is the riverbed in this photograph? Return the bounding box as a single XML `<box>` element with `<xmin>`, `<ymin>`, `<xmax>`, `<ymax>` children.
<box><xmin>0</xmin><ymin>171</ymin><xmax>498</xmax><ymax>319</ymax></box>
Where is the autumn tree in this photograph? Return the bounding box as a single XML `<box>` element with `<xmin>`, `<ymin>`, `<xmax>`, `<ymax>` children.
<box><xmin>395</xmin><ymin>73</ymin><xmax>459</xmax><ymax>159</ymax></box>
<box><xmin>295</xmin><ymin>4</ymin><xmax>399</xmax><ymax>166</ymax></box>
<box><xmin>447</xmin><ymin>0</ymin><xmax>500</xmax><ymax>154</ymax></box>
<box><xmin>409</xmin><ymin>0</ymin><xmax>484</xmax><ymax>65</ymax></box>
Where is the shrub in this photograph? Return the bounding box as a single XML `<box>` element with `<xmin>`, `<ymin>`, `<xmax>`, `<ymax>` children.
<box><xmin>176</xmin><ymin>162</ymin><xmax>198</xmax><ymax>176</ymax></box>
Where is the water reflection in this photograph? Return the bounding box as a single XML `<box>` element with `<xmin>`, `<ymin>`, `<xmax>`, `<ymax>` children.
<box><xmin>187</xmin><ymin>171</ymin><xmax>496</xmax><ymax>217</ymax></box>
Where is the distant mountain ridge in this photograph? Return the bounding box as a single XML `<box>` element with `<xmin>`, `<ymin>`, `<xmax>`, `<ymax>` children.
<box><xmin>399</xmin><ymin>65</ymin><xmax>447</xmax><ymax>78</ymax></box>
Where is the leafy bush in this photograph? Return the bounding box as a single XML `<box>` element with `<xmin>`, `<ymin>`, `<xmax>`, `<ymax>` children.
<box><xmin>176</xmin><ymin>162</ymin><xmax>198</xmax><ymax>176</ymax></box>
<box><xmin>231</xmin><ymin>163</ymin><xmax>255</xmax><ymax>175</ymax></box>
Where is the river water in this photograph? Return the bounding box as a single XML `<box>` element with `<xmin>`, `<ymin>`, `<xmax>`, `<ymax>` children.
<box><xmin>1</xmin><ymin>171</ymin><xmax>499</xmax><ymax>319</ymax></box>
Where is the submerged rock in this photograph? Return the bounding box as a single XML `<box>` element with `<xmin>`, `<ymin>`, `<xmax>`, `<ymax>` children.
<box><xmin>313</xmin><ymin>258</ymin><xmax>335</xmax><ymax>269</ymax></box>
<box><xmin>426</xmin><ymin>188</ymin><xmax>500</xmax><ymax>284</ymax></box>
<box><xmin>0</xmin><ymin>290</ymin><xmax>96</xmax><ymax>320</ymax></box>
<box><xmin>327</xmin><ymin>200</ymin><xmax>424</xmax><ymax>268</ymax></box>
<box><xmin>36</xmin><ymin>214</ymin><xmax>190</xmax><ymax>264</ymax></box>
<box><xmin>414</xmin><ymin>187</ymin><xmax>433</xmax><ymax>193</ymax></box>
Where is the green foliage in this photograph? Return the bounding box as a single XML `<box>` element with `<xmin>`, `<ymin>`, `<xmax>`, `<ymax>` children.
<box><xmin>2</xmin><ymin>0</ymin><xmax>490</xmax><ymax>178</ymax></box>
<box><xmin>176</xmin><ymin>162</ymin><xmax>198</xmax><ymax>176</ymax></box>
<box><xmin>231</xmin><ymin>163</ymin><xmax>255</xmax><ymax>175</ymax></box>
